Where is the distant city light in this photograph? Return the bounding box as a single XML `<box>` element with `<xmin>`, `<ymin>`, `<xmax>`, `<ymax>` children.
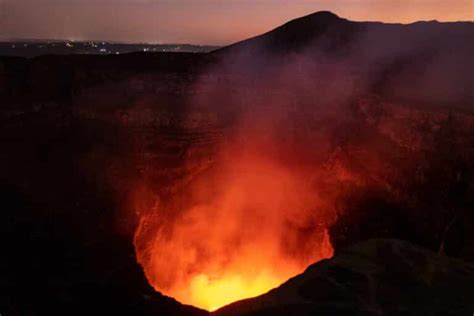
<box><xmin>0</xmin><ymin>41</ymin><xmax>218</xmax><ymax>56</ymax></box>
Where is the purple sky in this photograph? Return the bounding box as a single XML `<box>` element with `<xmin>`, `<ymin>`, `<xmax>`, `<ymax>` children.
<box><xmin>0</xmin><ymin>0</ymin><xmax>472</xmax><ymax>45</ymax></box>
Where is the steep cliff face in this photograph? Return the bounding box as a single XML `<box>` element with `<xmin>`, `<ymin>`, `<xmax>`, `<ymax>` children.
<box><xmin>0</xmin><ymin>53</ymin><xmax>213</xmax><ymax>315</ymax></box>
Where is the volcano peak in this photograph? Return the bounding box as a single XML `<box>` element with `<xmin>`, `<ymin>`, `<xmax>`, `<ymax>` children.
<box><xmin>298</xmin><ymin>10</ymin><xmax>341</xmax><ymax>21</ymax></box>
<box><xmin>278</xmin><ymin>10</ymin><xmax>344</xmax><ymax>29</ymax></box>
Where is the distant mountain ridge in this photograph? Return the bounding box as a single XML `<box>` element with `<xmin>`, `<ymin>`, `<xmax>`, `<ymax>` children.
<box><xmin>216</xmin><ymin>11</ymin><xmax>473</xmax><ymax>55</ymax></box>
<box><xmin>214</xmin><ymin>11</ymin><xmax>474</xmax><ymax>110</ymax></box>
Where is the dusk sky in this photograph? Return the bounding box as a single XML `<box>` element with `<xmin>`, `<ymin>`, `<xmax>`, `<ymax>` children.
<box><xmin>1</xmin><ymin>0</ymin><xmax>473</xmax><ymax>45</ymax></box>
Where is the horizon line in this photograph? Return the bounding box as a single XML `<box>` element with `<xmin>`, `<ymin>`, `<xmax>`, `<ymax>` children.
<box><xmin>1</xmin><ymin>11</ymin><xmax>472</xmax><ymax>46</ymax></box>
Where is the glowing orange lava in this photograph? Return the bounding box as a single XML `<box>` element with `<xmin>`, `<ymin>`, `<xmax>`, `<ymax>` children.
<box><xmin>134</xmin><ymin>146</ymin><xmax>334</xmax><ymax>311</ymax></box>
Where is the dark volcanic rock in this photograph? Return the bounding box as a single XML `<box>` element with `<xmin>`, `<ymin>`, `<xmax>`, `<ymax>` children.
<box><xmin>215</xmin><ymin>239</ymin><xmax>474</xmax><ymax>316</ymax></box>
<box><xmin>0</xmin><ymin>184</ymin><xmax>208</xmax><ymax>316</ymax></box>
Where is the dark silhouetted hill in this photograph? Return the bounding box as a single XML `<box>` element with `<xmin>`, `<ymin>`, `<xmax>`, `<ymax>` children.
<box><xmin>214</xmin><ymin>11</ymin><xmax>474</xmax><ymax>109</ymax></box>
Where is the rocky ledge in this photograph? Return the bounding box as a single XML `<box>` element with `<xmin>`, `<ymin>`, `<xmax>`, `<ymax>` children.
<box><xmin>215</xmin><ymin>239</ymin><xmax>474</xmax><ymax>316</ymax></box>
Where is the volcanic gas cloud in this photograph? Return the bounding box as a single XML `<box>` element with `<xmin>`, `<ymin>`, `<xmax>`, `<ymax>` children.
<box><xmin>129</xmin><ymin>48</ymin><xmax>355</xmax><ymax>310</ymax></box>
<box><xmin>134</xmin><ymin>126</ymin><xmax>335</xmax><ymax>310</ymax></box>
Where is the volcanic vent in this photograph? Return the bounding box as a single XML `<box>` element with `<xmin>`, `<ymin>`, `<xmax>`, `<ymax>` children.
<box><xmin>133</xmin><ymin>132</ymin><xmax>335</xmax><ymax>311</ymax></box>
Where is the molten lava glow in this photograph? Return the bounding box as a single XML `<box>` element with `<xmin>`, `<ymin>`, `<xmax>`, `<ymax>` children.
<box><xmin>186</xmin><ymin>271</ymin><xmax>283</xmax><ymax>311</ymax></box>
<box><xmin>134</xmin><ymin>145</ymin><xmax>334</xmax><ymax>311</ymax></box>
